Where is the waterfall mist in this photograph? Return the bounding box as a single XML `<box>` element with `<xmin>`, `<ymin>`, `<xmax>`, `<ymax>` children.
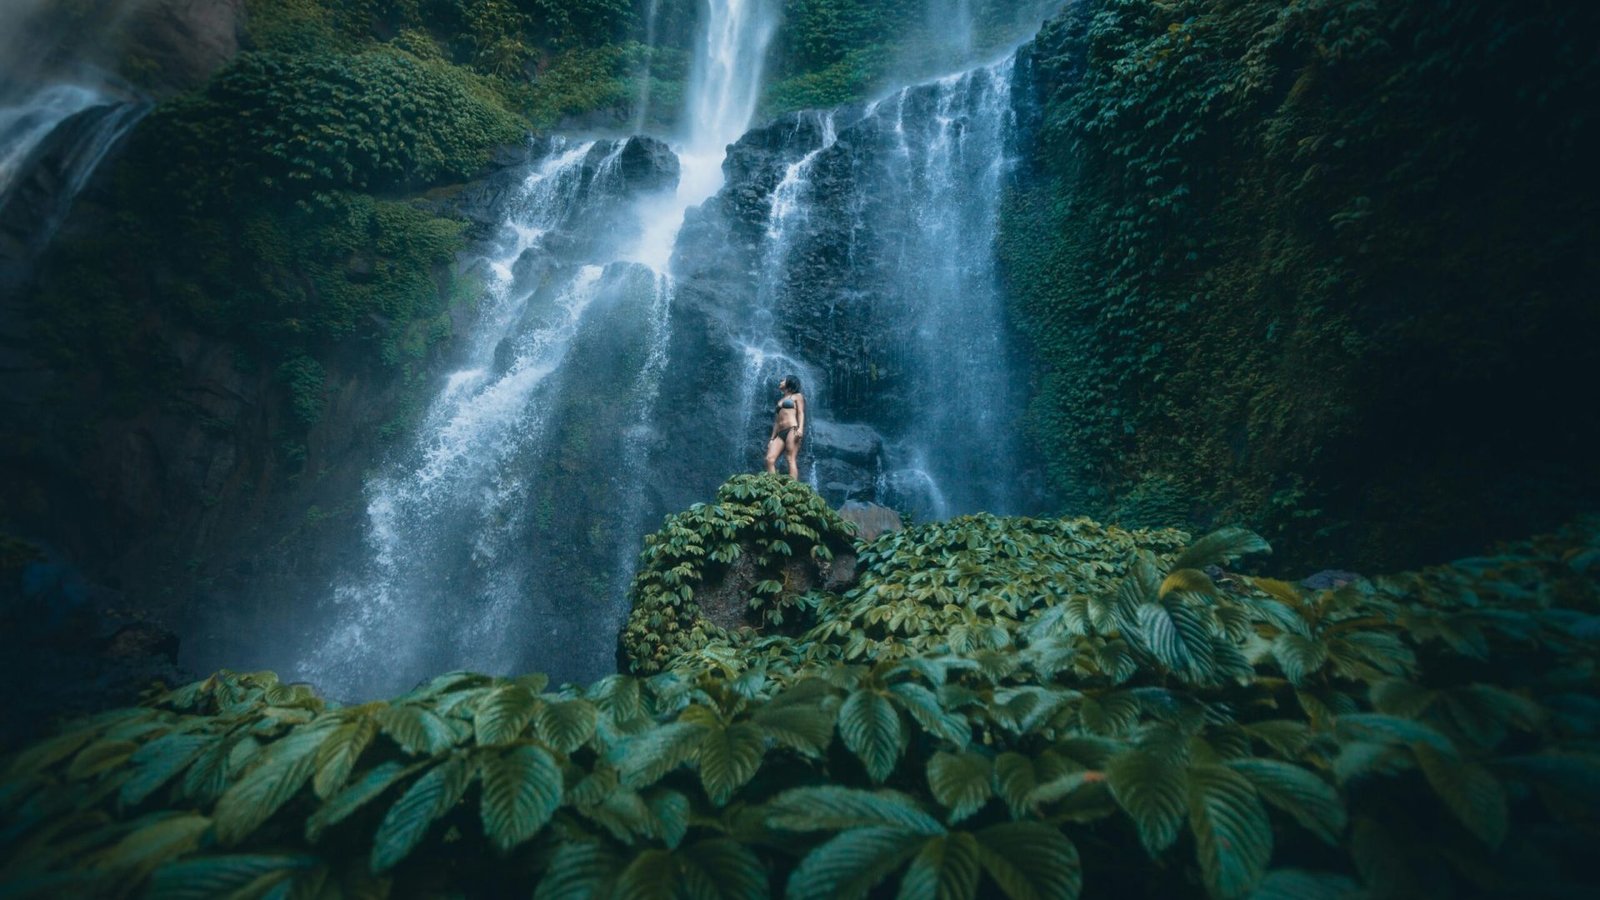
<box><xmin>243</xmin><ymin>1</ymin><xmax>784</xmax><ymax>700</ymax></box>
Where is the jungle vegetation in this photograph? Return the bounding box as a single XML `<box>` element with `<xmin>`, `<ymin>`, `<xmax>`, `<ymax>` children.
<box><xmin>2</xmin><ymin>474</ymin><xmax>1597</xmax><ymax>898</ymax></box>
<box><xmin>999</xmin><ymin>0</ymin><xmax>1600</xmax><ymax>569</ymax></box>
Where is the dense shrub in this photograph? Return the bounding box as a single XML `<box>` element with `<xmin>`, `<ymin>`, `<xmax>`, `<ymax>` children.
<box><xmin>3</xmin><ymin>478</ymin><xmax>1594</xmax><ymax>897</ymax></box>
<box><xmin>133</xmin><ymin>47</ymin><xmax>523</xmax><ymax>202</ymax></box>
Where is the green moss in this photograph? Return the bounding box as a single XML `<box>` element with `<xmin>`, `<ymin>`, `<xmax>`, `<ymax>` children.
<box><xmin>277</xmin><ymin>355</ymin><xmax>327</xmax><ymax>427</ymax></box>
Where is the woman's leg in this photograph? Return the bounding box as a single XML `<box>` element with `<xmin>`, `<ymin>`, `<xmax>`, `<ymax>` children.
<box><xmin>765</xmin><ymin>436</ymin><xmax>784</xmax><ymax>473</ymax></box>
<box><xmin>784</xmin><ymin>431</ymin><xmax>802</xmax><ymax>480</ymax></box>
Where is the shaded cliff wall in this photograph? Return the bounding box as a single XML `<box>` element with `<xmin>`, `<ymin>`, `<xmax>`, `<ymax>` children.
<box><xmin>1000</xmin><ymin>0</ymin><xmax>1600</xmax><ymax>570</ymax></box>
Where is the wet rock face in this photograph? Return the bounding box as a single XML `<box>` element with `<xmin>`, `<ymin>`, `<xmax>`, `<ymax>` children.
<box><xmin>837</xmin><ymin>502</ymin><xmax>905</xmax><ymax>543</ymax></box>
<box><xmin>125</xmin><ymin>0</ymin><xmax>246</xmax><ymax>92</ymax></box>
<box><xmin>659</xmin><ymin>58</ymin><xmax>1045</xmax><ymax>519</ymax></box>
<box><xmin>446</xmin><ymin>136</ymin><xmax>681</xmax><ymax>243</ymax></box>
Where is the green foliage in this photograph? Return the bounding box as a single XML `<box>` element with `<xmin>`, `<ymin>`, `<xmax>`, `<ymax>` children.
<box><xmin>1002</xmin><ymin>0</ymin><xmax>1600</xmax><ymax>569</ymax></box>
<box><xmin>764</xmin><ymin>1</ymin><xmax>1062</xmax><ymax>114</ymax></box>
<box><xmin>6</xmin><ymin>488</ymin><xmax>1597</xmax><ymax>898</ymax></box>
<box><xmin>137</xmin><ymin>47</ymin><xmax>523</xmax><ymax>201</ymax></box>
<box><xmin>619</xmin><ymin>473</ymin><xmax>860</xmax><ymax>674</ymax></box>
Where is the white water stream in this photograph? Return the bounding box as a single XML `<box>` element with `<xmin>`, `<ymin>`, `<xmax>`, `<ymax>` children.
<box><xmin>300</xmin><ymin>1</ymin><xmax>780</xmax><ymax>698</ymax></box>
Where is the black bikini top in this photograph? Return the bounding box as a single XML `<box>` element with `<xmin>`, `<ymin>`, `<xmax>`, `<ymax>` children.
<box><xmin>779</xmin><ymin>396</ymin><xmax>797</xmax><ymax>410</ymax></box>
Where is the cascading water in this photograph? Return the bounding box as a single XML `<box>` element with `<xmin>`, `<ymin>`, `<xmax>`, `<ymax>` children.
<box><xmin>668</xmin><ymin>54</ymin><xmax>1033</xmax><ymax>521</ymax></box>
<box><xmin>0</xmin><ymin>0</ymin><xmax>149</xmax><ymax>268</ymax></box>
<box><xmin>297</xmin><ymin>1</ymin><xmax>780</xmax><ymax>699</ymax></box>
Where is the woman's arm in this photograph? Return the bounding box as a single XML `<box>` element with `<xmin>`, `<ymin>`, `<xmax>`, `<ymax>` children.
<box><xmin>796</xmin><ymin>395</ymin><xmax>806</xmax><ymax>437</ymax></box>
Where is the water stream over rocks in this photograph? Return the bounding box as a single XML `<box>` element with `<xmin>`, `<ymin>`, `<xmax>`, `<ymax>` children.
<box><xmin>291</xmin><ymin>4</ymin><xmax>1045</xmax><ymax>698</ymax></box>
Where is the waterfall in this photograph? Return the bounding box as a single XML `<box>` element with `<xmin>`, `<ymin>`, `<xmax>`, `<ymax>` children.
<box><xmin>670</xmin><ymin>55</ymin><xmax>1031</xmax><ymax>522</ymax></box>
<box><xmin>294</xmin><ymin>1</ymin><xmax>780</xmax><ymax>699</ymax></box>
<box><xmin>0</xmin><ymin>0</ymin><xmax>148</xmax><ymax>263</ymax></box>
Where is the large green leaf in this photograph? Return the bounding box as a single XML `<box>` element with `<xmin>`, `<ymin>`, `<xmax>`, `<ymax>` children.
<box><xmin>888</xmin><ymin>683</ymin><xmax>970</xmax><ymax>749</ymax></box>
<box><xmin>473</xmin><ymin>684</ymin><xmax>541</xmax><ymax>747</ymax></box>
<box><xmin>1106</xmin><ymin>749</ymin><xmax>1187</xmax><ymax>855</ymax></box>
<box><xmin>377</xmin><ymin>704</ymin><xmax>459</xmax><ymax>756</ymax></box>
<box><xmin>644</xmin><ymin>788</ymin><xmax>691</xmax><ymax>849</ymax></box>
<box><xmin>1173</xmin><ymin>528</ymin><xmax>1271</xmax><ymax>571</ymax></box>
<box><xmin>66</xmin><ymin>739</ymin><xmax>138</xmax><ymax>782</ymax></box>
<box><xmin>145</xmin><ymin>854</ymin><xmax>317</xmax><ymax>900</ymax></box>
<box><xmin>213</xmin><ymin>724</ymin><xmax>335</xmax><ymax>845</ymax></box>
<box><xmin>897</xmin><ymin>832</ymin><xmax>981</xmax><ymax>900</ymax></box>
<box><xmin>119</xmin><ymin>735</ymin><xmax>212</xmax><ymax>808</ymax></box>
<box><xmin>698</xmin><ymin>722</ymin><xmax>766</xmax><ymax>806</ymax></box>
<box><xmin>1333</xmin><ymin>714</ymin><xmax>1453</xmax><ymax>753</ymax></box>
<box><xmin>370</xmin><ymin>753</ymin><xmax>474</xmax><ymax>872</ymax></box>
<box><xmin>1226</xmin><ymin>758</ymin><xmax>1345</xmax><ymax>845</ymax></box>
<box><xmin>765</xmin><ymin>787</ymin><xmax>944</xmax><ymax>835</ymax></box>
<box><xmin>972</xmin><ymin>822</ymin><xmax>1082</xmax><ymax>900</ymax></box>
<box><xmin>840</xmin><ymin>689</ymin><xmax>906</xmax><ymax>783</ymax></box>
<box><xmin>786</xmin><ymin>826</ymin><xmax>929</xmax><ymax>900</ymax></box>
<box><xmin>616</xmin><ymin>721</ymin><xmax>704</xmax><ymax>789</ymax></box>
<box><xmin>533</xmin><ymin>840</ymin><xmax>623</xmax><ymax>900</ymax></box>
<box><xmin>1414</xmin><ymin>744</ymin><xmax>1507</xmax><ymax>848</ymax></box>
<box><xmin>480</xmin><ymin>744</ymin><xmax>561</xmax><ymax>852</ymax></box>
<box><xmin>1271</xmin><ymin>634</ymin><xmax>1329</xmax><ymax>686</ymax></box>
<box><xmin>88</xmin><ymin>813</ymin><xmax>211</xmax><ymax>874</ymax></box>
<box><xmin>536</xmin><ymin>699</ymin><xmax>599</xmax><ymax>754</ymax></box>
<box><xmin>1247</xmin><ymin>869</ymin><xmax>1360</xmax><ymax>900</ymax></box>
<box><xmin>1187</xmin><ymin>764</ymin><xmax>1272</xmax><ymax>899</ymax></box>
<box><xmin>751</xmin><ymin>702</ymin><xmax>835</xmax><ymax>758</ymax></box>
<box><xmin>304</xmin><ymin>760</ymin><xmax>421</xmax><ymax>842</ymax></box>
<box><xmin>927</xmin><ymin>752</ymin><xmax>993</xmax><ymax>824</ymax></box>
<box><xmin>312</xmin><ymin>716</ymin><xmax>378</xmax><ymax>799</ymax></box>
<box><xmin>677</xmin><ymin>838</ymin><xmax>768</xmax><ymax>900</ymax></box>
<box><xmin>992</xmin><ymin>753</ymin><xmax>1041</xmax><ymax>818</ymax></box>
<box><xmin>614</xmin><ymin>848</ymin><xmax>675</xmax><ymax>900</ymax></box>
<box><xmin>1495</xmin><ymin>752</ymin><xmax>1600</xmax><ymax>804</ymax></box>
<box><xmin>4</xmin><ymin>728</ymin><xmax>97</xmax><ymax>779</ymax></box>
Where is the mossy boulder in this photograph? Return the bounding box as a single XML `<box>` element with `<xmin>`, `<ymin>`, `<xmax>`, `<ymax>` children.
<box><xmin>619</xmin><ymin>474</ymin><xmax>859</xmax><ymax>674</ymax></box>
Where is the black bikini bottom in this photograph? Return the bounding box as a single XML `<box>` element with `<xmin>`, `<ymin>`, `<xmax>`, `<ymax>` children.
<box><xmin>775</xmin><ymin>427</ymin><xmax>796</xmax><ymax>443</ymax></box>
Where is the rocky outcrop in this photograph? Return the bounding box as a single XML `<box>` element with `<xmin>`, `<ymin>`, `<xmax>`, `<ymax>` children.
<box><xmin>837</xmin><ymin>502</ymin><xmax>904</xmax><ymax>543</ymax></box>
<box><xmin>125</xmin><ymin>0</ymin><xmax>246</xmax><ymax>92</ymax></box>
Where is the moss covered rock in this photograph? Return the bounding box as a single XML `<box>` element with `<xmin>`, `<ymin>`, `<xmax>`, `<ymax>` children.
<box><xmin>619</xmin><ymin>474</ymin><xmax>859</xmax><ymax>674</ymax></box>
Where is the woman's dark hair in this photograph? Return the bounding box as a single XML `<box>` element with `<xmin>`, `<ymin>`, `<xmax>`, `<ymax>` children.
<box><xmin>780</xmin><ymin>374</ymin><xmax>802</xmax><ymax>393</ymax></box>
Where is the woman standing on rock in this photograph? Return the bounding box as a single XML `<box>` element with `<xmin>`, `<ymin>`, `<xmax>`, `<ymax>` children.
<box><xmin>765</xmin><ymin>375</ymin><xmax>806</xmax><ymax>479</ymax></box>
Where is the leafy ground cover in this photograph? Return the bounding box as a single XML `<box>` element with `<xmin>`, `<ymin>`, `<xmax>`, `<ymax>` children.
<box><xmin>2</xmin><ymin>476</ymin><xmax>1596</xmax><ymax>898</ymax></box>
